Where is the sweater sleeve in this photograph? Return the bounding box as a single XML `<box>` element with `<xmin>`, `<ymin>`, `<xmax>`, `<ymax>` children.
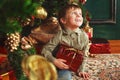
<box><xmin>78</xmin><ymin>30</ymin><xmax>90</xmax><ymax>73</ymax></box>
<box><xmin>41</xmin><ymin>30</ymin><xmax>62</xmax><ymax>62</ymax></box>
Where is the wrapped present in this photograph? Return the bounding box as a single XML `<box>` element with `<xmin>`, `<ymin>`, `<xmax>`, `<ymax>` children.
<box><xmin>34</xmin><ymin>44</ymin><xmax>44</xmax><ymax>55</ymax></box>
<box><xmin>0</xmin><ymin>46</ymin><xmax>7</xmax><ymax>54</ymax></box>
<box><xmin>90</xmin><ymin>38</ymin><xmax>110</xmax><ymax>54</ymax></box>
<box><xmin>90</xmin><ymin>43</ymin><xmax>110</xmax><ymax>54</ymax></box>
<box><xmin>56</xmin><ymin>44</ymin><xmax>83</xmax><ymax>72</ymax></box>
<box><xmin>0</xmin><ymin>55</ymin><xmax>13</xmax><ymax>75</ymax></box>
<box><xmin>0</xmin><ymin>56</ymin><xmax>6</xmax><ymax>64</ymax></box>
<box><xmin>0</xmin><ymin>70</ymin><xmax>16</xmax><ymax>80</ymax></box>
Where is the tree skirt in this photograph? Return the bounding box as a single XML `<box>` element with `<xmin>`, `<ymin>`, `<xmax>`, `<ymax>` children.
<box><xmin>72</xmin><ymin>54</ymin><xmax>120</xmax><ymax>80</ymax></box>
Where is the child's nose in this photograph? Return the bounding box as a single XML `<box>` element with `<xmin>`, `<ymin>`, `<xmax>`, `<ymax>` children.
<box><xmin>76</xmin><ymin>14</ymin><xmax>81</xmax><ymax>17</ymax></box>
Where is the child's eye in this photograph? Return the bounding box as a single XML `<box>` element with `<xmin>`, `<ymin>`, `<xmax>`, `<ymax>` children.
<box><xmin>71</xmin><ymin>12</ymin><xmax>82</xmax><ymax>16</ymax></box>
<box><xmin>71</xmin><ymin>12</ymin><xmax>75</xmax><ymax>15</ymax></box>
<box><xmin>79</xmin><ymin>13</ymin><xmax>82</xmax><ymax>15</ymax></box>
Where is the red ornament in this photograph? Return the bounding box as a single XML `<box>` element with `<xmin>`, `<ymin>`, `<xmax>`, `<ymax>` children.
<box><xmin>79</xmin><ymin>0</ymin><xmax>87</xmax><ymax>4</ymax></box>
<box><xmin>86</xmin><ymin>11</ymin><xmax>91</xmax><ymax>21</ymax></box>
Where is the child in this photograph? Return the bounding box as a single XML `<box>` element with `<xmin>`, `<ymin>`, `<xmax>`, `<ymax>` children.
<box><xmin>21</xmin><ymin>55</ymin><xmax>57</xmax><ymax>80</ymax></box>
<box><xmin>41</xmin><ymin>3</ymin><xmax>90</xmax><ymax>80</ymax></box>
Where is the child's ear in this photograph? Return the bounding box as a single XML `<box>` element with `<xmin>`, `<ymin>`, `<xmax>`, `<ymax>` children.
<box><xmin>60</xmin><ymin>18</ymin><xmax>66</xmax><ymax>24</ymax></box>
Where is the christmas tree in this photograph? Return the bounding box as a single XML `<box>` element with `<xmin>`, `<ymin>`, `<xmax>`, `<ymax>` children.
<box><xmin>0</xmin><ymin>0</ymin><xmax>91</xmax><ymax>80</ymax></box>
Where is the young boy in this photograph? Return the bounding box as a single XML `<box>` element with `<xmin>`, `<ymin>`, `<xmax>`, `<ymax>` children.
<box><xmin>41</xmin><ymin>3</ymin><xmax>90</xmax><ymax>80</ymax></box>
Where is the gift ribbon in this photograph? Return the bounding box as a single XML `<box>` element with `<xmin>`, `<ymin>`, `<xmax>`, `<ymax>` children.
<box><xmin>57</xmin><ymin>44</ymin><xmax>84</xmax><ymax>72</ymax></box>
<box><xmin>65</xmin><ymin>47</ymin><xmax>83</xmax><ymax>55</ymax></box>
<box><xmin>0</xmin><ymin>70</ymin><xmax>16</xmax><ymax>80</ymax></box>
<box><xmin>0</xmin><ymin>72</ymin><xmax>9</xmax><ymax>80</ymax></box>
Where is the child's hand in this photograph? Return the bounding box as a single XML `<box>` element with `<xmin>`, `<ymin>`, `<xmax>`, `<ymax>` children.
<box><xmin>53</xmin><ymin>58</ymin><xmax>69</xmax><ymax>69</ymax></box>
<box><xmin>78</xmin><ymin>72</ymin><xmax>90</xmax><ymax>80</ymax></box>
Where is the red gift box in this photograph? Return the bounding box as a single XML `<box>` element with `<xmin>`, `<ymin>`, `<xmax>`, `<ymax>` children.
<box><xmin>0</xmin><ymin>70</ymin><xmax>16</xmax><ymax>80</ymax></box>
<box><xmin>0</xmin><ymin>46</ymin><xmax>7</xmax><ymax>54</ymax></box>
<box><xmin>56</xmin><ymin>44</ymin><xmax>83</xmax><ymax>72</ymax></box>
<box><xmin>90</xmin><ymin>43</ymin><xmax>110</xmax><ymax>54</ymax></box>
<box><xmin>89</xmin><ymin>38</ymin><xmax>111</xmax><ymax>54</ymax></box>
<box><xmin>0</xmin><ymin>55</ymin><xmax>13</xmax><ymax>76</ymax></box>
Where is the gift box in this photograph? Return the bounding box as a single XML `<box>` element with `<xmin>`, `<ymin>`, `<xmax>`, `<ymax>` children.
<box><xmin>0</xmin><ymin>56</ymin><xmax>12</xmax><ymax>75</ymax></box>
<box><xmin>56</xmin><ymin>44</ymin><xmax>83</xmax><ymax>72</ymax></box>
<box><xmin>90</xmin><ymin>38</ymin><xmax>110</xmax><ymax>54</ymax></box>
<box><xmin>90</xmin><ymin>43</ymin><xmax>110</xmax><ymax>54</ymax></box>
<box><xmin>34</xmin><ymin>44</ymin><xmax>43</xmax><ymax>55</ymax></box>
<box><xmin>0</xmin><ymin>46</ymin><xmax>7</xmax><ymax>54</ymax></box>
<box><xmin>0</xmin><ymin>55</ymin><xmax>16</xmax><ymax>80</ymax></box>
<box><xmin>0</xmin><ymin>70</ymin><xmax>16</xmax><ymax>80</ymax></box>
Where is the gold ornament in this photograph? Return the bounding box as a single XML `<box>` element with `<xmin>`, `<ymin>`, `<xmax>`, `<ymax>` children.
<box><xmin>21</xmin><ymin>37</ymin><xmax>32</xmax><ymax>50</ymax></box>
<box><xmin>83</xmin><ymin>21</ymin><xmax>93</xmax><ymax>39</ymax></box>
<box><xmin>34</xmin><ymin>6</ymin><xmax>47</xmax><ymax>19</ymax></box>
<box><xmin>5</xmin><ymin>32</ymin><xmax>20</xmax><ymax>52</ymax></box>
<box><xmin>21</xmin><ymin>55</ymin><xmax>58</xmax><ymax>80</ymax></box>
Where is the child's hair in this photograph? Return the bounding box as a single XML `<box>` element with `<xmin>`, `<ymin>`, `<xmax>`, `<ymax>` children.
<box><xmin>58</xmin><ymin>3</ymin><xmax>81</xmax><ymax>29</ymax></box>
<box><xmin>21</xmin><ymin>55</ymin><xmax>57</xmax><ymax>80</ymax></box>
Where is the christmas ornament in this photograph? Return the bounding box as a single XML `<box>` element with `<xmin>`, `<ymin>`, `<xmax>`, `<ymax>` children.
<box><xmin>83</xmin><ymin>21</ymin><xmax>93</xmax><ymax>39</ymax></box>
<box><xmin>79</xmin><ymin>0</ymin><xmax>87</xmax><ymax>4</ymax></box>
<box><xmin>21</xmin><ymin>37</ymin><xmax>33</xmax><ymax>50</ymax></box>
<box><xmin>5</xmin><ymin>32</ymin><xmax>20</xmax><ymax>52</ymax></box>
<box><xmin>85</xmin><ymin>11</ymin><xmax>91</xmax><ymax>22</ymax></box>
<box><xmin>34</xmin><ymin>6</ymin><xmax>47</xmax><ymax>19</ymax></box>
<box><xmin>21</xmin><ymin>55</ymin><xmax>57</xmax><ymax>80</ymax></box>
<box><xmin>19</xmin><ymin>17</ymin><xmax>34</xmax><ymax>27</ymax></box>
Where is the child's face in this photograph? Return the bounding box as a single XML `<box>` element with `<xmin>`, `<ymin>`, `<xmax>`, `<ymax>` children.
<box><xmin>62</xmin><ymin>8</ymin><xmax>83</xmax><ymax>29</ymax></box>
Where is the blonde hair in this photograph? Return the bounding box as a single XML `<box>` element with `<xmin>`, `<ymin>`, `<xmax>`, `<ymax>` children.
<box><xmin>21</xmin><ymin>55</ymin><xmax>57</xmax><ymax>80</ymax></box>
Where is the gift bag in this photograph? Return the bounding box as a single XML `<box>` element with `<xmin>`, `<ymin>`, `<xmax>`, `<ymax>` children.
<box><xmin>56</xmin><ymin>44</ymin><xmax>83</xmax><ymax>72</ymax></box>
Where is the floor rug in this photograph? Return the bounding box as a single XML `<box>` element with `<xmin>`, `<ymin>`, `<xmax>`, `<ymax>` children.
<box><xmin>72</xmin><ymin>54</ymin><xmax>120</xmax><ymax>80</ymax></box>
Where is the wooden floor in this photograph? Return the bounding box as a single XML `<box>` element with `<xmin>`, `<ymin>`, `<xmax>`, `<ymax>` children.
<box><xmin>108</xmin><ymin>40</ymin><xmax>120</xmax><ymax>53</ymax></box>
